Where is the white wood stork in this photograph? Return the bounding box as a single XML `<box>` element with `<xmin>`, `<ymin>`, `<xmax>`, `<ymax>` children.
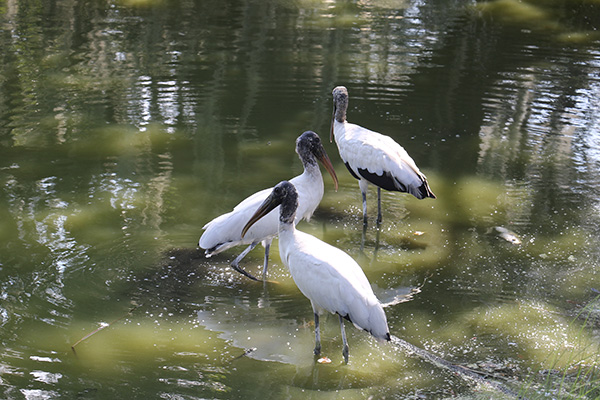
<box><xmin>242</xmin><ymin>181</ymin><xmax>390</xmax><ymax>363</ymax></box>
<box><xmin>330</xmin><ymin>86</ymin><xmax>435</xmax><ymax>224</ymax></box>
<box><xmin>199</xmin><ymin>131</ymin><xmax>338</xmax><ymax>281</ymax></box>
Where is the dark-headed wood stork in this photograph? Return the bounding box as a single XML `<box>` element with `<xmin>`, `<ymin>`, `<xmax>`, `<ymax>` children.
<box><xmin>199</xmin><ymin>131</ymin><xmax>338</xmax><ymax>281</ymax></box>
<box><xmin>330</xmin><ymin>86</ymin><xmax>435</xmax><ymax>224</ymax></box>
<box><xmin>242</xmin><ymin>181</ymin><xmax>390</xmax><ymax>363</ymax></box>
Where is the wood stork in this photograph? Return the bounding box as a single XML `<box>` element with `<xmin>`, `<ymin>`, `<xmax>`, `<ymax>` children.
<box><xmin>199</xmin><ymin>131</ymin><xmax>338</xmax><ymax>281</ymax></box>
<box><xmin>242</xmin><ymin>181</ymin><xmax>390</xmax><ymax>363</ymax></box>
<box><xmin>330</xmin><ymin>86</ymin><xmax>435</xmax><ymax>224</ymax></box>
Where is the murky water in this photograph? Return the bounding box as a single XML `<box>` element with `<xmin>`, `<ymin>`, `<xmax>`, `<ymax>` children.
<box><xmin>1</xmin><ymin>0</ymin><xmax>600</xmax><ymax>398</ymax></box>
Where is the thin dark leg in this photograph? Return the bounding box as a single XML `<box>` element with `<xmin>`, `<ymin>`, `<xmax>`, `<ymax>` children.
<box><xmin>360</xmin><ymin>221</ymin><xmax>367</xmax><ymax>253</ymax></box>
<box><xmin>262</xmin><ymin>241</ymin><xmax>271</xmax><ymax>280</ymax></box>
<box><xmin>376</xmin><ymin>187</ymin><xmax>382</xmax><ymax>225</ymax></box>
<box><xmin>361</xmin><ymin>191</ymin><xmax>368</xmax><ymax>225</ymax></box>
<box><xmin>373</xmin><ymin>224</ymin><xmax>381</xmax><ymax>262</ymax></box>
<box><xmin>359</xmin><ymin>179</ymin><xmax>369</xmax><ymax>225</ymax></box>
<box><xmin>231</xmin><ymin>243</ymin><xmax>260</xmax><ymax>281</ymax></box>
<box><xmin>339</xmin><ymin>314</ymin><xmax>349</xmax><ymax>364</ymax></box>
<box><xmin>313</xmin><ymin>313</ymin><xmax>321</xmax><ymax>356</ymax></box>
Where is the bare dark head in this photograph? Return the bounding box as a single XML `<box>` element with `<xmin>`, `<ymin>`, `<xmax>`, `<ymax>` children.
<box><xmin>332</xmin><ymin>86</ymin><xmax>349</xmax><ymax>109</ymax></box>
<box><xmin>296</xmin><ymin>131</ymin><xmax>339</xmax><ymax>190</ymax></box>
<box><xmin>331</xmin><ymin>86</ymin><xmax>349</xmax><ymax>141</ymax></box>
<box><xmin>241</xmin><ymin>181</ymin><xmax>298</xmax><ymax>238</ymax></box>
<box><xmin>271</xmin><ymin>180</ymin><xmax>297</xmax><ymax>208</ymax></box>
<box><xmin>296</xmin><ymin>131</ymin><xmax>321</xmax><ymax>160</ymax></box>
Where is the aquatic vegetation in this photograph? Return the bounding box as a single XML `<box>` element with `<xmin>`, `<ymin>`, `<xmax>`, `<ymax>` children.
<box><xmin>2</xmin><ymin>0</ymin><xmax>600</xmax><ymax>398</ymax></box>
<box><xmin>518</xmin><ymin>295</ymin><xmax>600</xmax><ymax>399</ymax></box>
<box><xmin>473</xmin><ymin>0</ymin><xmax>600</xmax><ymax>42</ymax></box>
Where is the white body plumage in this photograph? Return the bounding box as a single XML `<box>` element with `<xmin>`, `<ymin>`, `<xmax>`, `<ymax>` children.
<box><xmin>330</xmin><ymin>86</ymin><xmax>435</xmax><ymax>223</ymax></box>
<box><xmin>242</xmin><ymin>181</ymin><xmax>390</xmax><ymax>363</ymax></box>
<box><xmin>279</xmin><ymin>224</ymin><xmax>390</xmax><ymax>341</ymax></box>
<box><xmin>332</xmin><ymin>119</ymin><xmax>431</xmax><ymax>199</ymax></box>
<box><xmin>199</xmin><ymin>131</ymin><xmax>338</xmax><ymax>280</ymax></box>
<box><xmin>199</xmin><ymin>170</ymin><xmax>324</xmax><ymax>254</ymax></box>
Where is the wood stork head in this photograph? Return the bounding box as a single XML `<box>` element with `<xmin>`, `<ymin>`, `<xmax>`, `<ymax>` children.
<box><xmin>331</xmin><ymin>86</ymin><xmax>349</xmax><ymax>142</ymax></box>
<box><xmin>296</xmin><ymin>131</ymin><xmax>338</xmax><ymax>191</ymax></box>
<box><xmin>241</xmin><ymin>181</ymin><xmax>298</xmax><ymax>238</ymax></box>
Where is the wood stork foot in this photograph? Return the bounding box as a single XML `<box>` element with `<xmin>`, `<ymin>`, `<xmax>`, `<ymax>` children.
<box><xmin>231</xmin><ymin>263</ymin><xmax>260</xmax><ymax>281</ymax></box>
<box><xmin>230</xmin><ymin>242</ymin><xmax>261</xmax><ymax>281</ymax></box>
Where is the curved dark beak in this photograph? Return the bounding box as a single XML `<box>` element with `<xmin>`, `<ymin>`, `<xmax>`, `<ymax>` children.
<box><xmin>241</xmin><ymin>193</ymin><xmax>281</xmax><ymax>238</ymax></box>
<box><xmin>316</xmin><ymin>147</ymin><xmax>339</xmax><ymax>192</ymax></box>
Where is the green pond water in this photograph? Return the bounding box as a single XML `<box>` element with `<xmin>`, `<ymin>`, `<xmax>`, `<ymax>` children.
<box><xmin>1</xmin><ymin>0</ymin><xmax>600</xmax><ymax>398</ymax></box>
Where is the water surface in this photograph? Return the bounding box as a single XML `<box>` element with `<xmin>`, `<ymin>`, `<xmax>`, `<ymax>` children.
<box><xmin>1</xmin><ymin>0</ymin><xmax>600</xmax><ymax>398</ymax></box>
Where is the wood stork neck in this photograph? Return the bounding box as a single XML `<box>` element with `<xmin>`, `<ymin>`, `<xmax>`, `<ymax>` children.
<box><xmin>333</xmin><ymin>89</ymin><xmax>349</xmax><ymax>123</ymax></box>
<box><xmin>334</xmin><ymin>104</ymin><xmax>347</xmax><ymax>124</ymax></box>
<box><xmin>278</xmin><ymin>187</ymin><xmax>298</xmax><ymax>228</ymax></box>
<box><xmin>332</xmin><ymin>119</ymin><xmax>347</xmax><ymax>142</ymax></box>
<box><xmin>297</xmin><ymin>146</ymin><xmax>319</xmax><ymax>171</ymax></box>
<box><xmin>301</xmin><ymin>156</ymin><xmax>323</xmax><ymax>183</ymax></box>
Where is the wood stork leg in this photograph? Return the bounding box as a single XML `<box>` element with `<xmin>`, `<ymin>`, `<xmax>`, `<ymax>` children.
<box><xmin>359</xmin><ymin>222</ymin><xmax>367</xmax><ymax>253</ymax></box>
<box><xmin>359</xmin><ymin>179</ymin><xmax>369</xmax><ymax>225</ymax></box>
<box><xmin>262</xmin><ymin>239</ymin><xmax>272</xmax><ymax>280</ymax></box>
<box><xmin>361</xmin><ymin>192</ymin><xmax>368</xmax><ymax>225</ymax></box>
<box><xmin>339</xmin><ymin>314</ymin><xmax>349</xmax><ymax>364</ymax></box>
<box><xmin>313</xmin><ymin>313</ymin><xmax>321</xmax><ymax>356</ymax></box>
<box><xmin>231</xmin><ymin>242</ymin><xmax>260</xmax><ymax>281</ymax></box>
<box><xmin>376</xmin><ymin>187</ymin><xmax>383</xmax><ymax>224</ymax></box>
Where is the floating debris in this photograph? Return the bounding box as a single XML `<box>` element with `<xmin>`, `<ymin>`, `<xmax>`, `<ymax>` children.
<box><xmin>493</xmin><ymin>226</ymin><xmax>521</xmax><ymax>245</ymax></box>
<box><xmin>317</xmin><ymin>357</ymin><xmax>332</xmax><ymax>364</ymax></box>
<box><xmin>71</xmin><ymin>303</ymin><xmax>142</xmax><ymax>353</ymax></box>
<box><xmin>413</xmin><ymin>231</ymin><xmax>425</xmax><ymax>236</ymax></box>
<box><xmin>233</xmin><ymin>347</ymin><xmax>257</xmax><ymax>360</ymax></box>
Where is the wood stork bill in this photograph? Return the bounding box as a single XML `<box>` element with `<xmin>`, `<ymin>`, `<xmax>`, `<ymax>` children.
<box><xmin>330</xmin><ymin>86</ymin><xmax>436</xmax><ymax>224</ymax></box>
<box><xmin>199</xmin><ymin>131</ymin><xmax>338</xmax><ymax>281</ymax></box>
<box><xmin>242</xmin><ymin>181</ymin><xmax>390</xmax><ymax>363</ymax></box>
